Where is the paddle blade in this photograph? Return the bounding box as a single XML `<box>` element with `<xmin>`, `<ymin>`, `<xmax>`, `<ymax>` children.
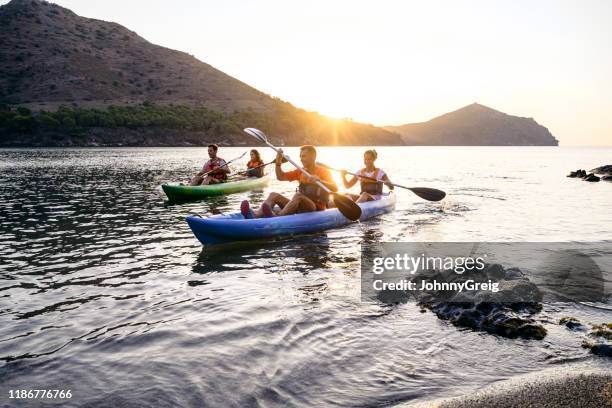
<box><xmin>409</xmin><ymin>187</ymin><xmax>446</xmax><ymax>202</ymax></box>
<box><xmin>244</xmin><ymin>128</ymin><xmax>268</xmax><ymax>143</ymax></box>
<box><xmin>332</xmin><ymin>193</ymin><xmax>362</xmax><ymax>221</ymax></box>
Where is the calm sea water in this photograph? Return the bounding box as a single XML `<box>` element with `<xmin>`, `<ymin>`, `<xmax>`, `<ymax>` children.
<box><xmin>0</xmin><ymin>147</ymin><xmax>611</xmax><ymax>407</ymax></box>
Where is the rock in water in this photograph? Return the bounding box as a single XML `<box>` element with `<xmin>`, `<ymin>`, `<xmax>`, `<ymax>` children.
<box><xmin>567</xmin><ymin>169</ymin><xmax>587</xmax><ymax>178</ymax></box>
<box><xmin>406</xmin><ymin>264</ymin><xmax>547</xmax><ymax>340</ymax></box>
<box><xmin>585</xmin><ymin>343</ymin><xmax>612</xmax><ymax>357</ymax></box>
<box><xmin>582</xmin><ymin>323</ymin><xmax>612</xmax><ymax>357</ymax></box>
<box><xmin>584</xmin><ymin>173</ymin><xmax>600</xmax><ymax>182</ymax></box>
<box><xmin>590</xmin><ymin>165</ymin><xmax>612</xmax><ymax>175</ymax></box>
<box><xmin>559</xmin><ymin>316</ymin><xmax>584</xmax><ymax>330</ymax></box>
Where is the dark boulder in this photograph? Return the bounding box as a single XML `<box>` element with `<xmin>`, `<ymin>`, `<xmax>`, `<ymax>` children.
<box><xmin>584</xmin><ymin>173</ymin><xmax>600</xmax><ymax>182</ymax></box>
<box><xmin>585</xmin><ymin>343</ymin><xmax>612</xmax><ymax>357</ymax></box>
<box><xmin>505</xmin><ymin>267</ymin><xmax>525</xmax><ymax>280</ymax></box>
<box><xmin>566</xmin><ymin>169</ymin><xmax>586</xmax><ymax>178</ymax></box>
<box><xmin>581</xmin><ymin>323</ymin><xmax>611</xmax><ymax>357</ymax></box>
<box><xmin>559</xmin><ymin>316</ymin><xmax>584</xmax><ymax>330</ymax></box>
<box><xmin>407</xmin><ymin>264</ymin><xmax>546</xmax><ymax>340</ymax></box>
<box><xmin>590</xmin><ymin>165</ymin><xmax>612</xmax><ymax>175</ymax></box>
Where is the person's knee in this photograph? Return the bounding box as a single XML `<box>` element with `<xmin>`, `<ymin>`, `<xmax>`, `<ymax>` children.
<box><xmin>357</xmin><ymin>193</ymin><xmax>371</xmax><ymax>203</ymax></box>
<box><xmin>297</xmin><ymin>195</ymin><xmax>316</xmax><ymax>210</ymax></box>
<box><xmin>267</xmin><ymin>192</ymin><xmax>281</xmax><ymax>201</ymax></box>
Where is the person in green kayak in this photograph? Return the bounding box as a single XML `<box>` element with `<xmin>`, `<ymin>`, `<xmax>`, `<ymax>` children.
<box><xmin>241</xmin><ymin>145</ymin><xmax>337</xmax><ymax>218</ymax></box>
<box><xmin>189</xmin><ymin>144</ymin><xmax>230</xmax><ymax>185</ymax></box>
<box><xmin>341</xmin><ymin>149</ymin><xmax>394</xmax><ymax>202</ymax></box>
<box><xmin>245</xmin><ymin>149</ymin><xmax>265</xmax><ymax>178</ymax></box>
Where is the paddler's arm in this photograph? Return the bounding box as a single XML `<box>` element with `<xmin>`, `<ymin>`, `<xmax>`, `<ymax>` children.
<box><xmin>340</xmin><ymin>170</ymin><xmax>358</xmax><ymax>188</ymax></box>
<box><xmin>382</xmin><ymin>174</ymin><xmax>394</xmax><ymax>190</ymax></box>
<box><xmin>275</xmin><ymin>150</ymin><xmax>289</xmax><ymax>181</ymax></box>
<box><xmin>196</xmin><ymin>162</ymin><xmax>208</xmax><ymax>176</ymax></box>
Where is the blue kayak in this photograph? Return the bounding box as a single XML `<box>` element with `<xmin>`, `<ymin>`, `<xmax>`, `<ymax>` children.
<box><xmin>186</xmin><ymin>193</ymin><xmax>396</xmax><ymax>246</ymax></box>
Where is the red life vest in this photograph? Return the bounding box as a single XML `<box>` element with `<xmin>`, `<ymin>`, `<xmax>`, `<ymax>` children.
<box><xmin>203</xmin><ymin>157</ymin><xmax>227</xmax><ymax>180</ymax></box>
<box><xmin>246</xmin><ymin>160</ymin><xmax>264</xmax><ymax>178</ymax></box>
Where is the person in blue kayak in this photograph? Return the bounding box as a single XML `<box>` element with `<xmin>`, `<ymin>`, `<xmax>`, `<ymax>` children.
<box><xmin>341</xmin><ymin>149</ymin><xmax>394</xmax><ymax>202</ymax></box>
<box><xmin>241</xmin><ymin>145</ymin><xmax>337</xmax><ymax>218</ymax></box>
<box><xmin>245</xmin><ymin>149</ymin><xmax>265</xmax><ymax>178</ymax></box>
<box><xmin>189</xmin><ymin>144</ymin><xmax>230</xmax><ymax>185</ymax></box>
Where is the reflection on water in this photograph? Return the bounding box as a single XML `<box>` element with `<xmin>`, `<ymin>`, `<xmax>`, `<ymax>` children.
<box><xmin>0</xmin><ymin>147</ymin><xmax>611</xmax><ymax>407</ymax></box>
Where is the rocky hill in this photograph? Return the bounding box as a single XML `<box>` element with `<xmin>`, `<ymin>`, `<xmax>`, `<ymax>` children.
<box><xmin>385</xmin><ymin>103</ymin><xmax>558</xmax><ymax>146</ymax></box>
<box><xmin>0</xmin><ymin>0</ymin><xmax>274</xmax><ymax>112</ymax></box>
<box><xmin>0</xmin><ymin>0</ymin><xmax>402</xmax><ymax>146</ymax></box>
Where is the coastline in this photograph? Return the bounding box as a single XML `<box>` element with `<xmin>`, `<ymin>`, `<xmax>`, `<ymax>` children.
<box><xmin>409</xmin><ymin>362</ymin><xmax>612</xmax><ymax>408</ymax></box>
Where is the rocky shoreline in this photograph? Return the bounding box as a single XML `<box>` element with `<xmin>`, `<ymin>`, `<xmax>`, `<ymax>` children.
<box><xmin>567</xmin><ymin>165</ymin><xmax>612</xmax><ymax>182</ymax></box>
<box><xmin>377</xmin><ymin>262</ymin><xmax>610</xmax><ymax>355</ymax></box>
<box><xmin>408</xmin><ymin>264</ymin><xmax>547</xmax><ymax>340</ymax></box>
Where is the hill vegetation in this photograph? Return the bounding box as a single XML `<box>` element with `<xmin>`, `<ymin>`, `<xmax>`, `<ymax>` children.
<box><xmin>0</xmin><ymin>101</ymin><xmax>402</xmax><ymax>146</ymax></box>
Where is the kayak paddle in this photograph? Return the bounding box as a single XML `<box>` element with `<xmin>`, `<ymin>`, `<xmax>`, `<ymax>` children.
<box><xmin>243</xmin><ymin>128</ymin><xmax>362</xmax><ymax>221</ymax></box>
<box><xmin>200</xmin><ymin>151</ymin><xmax>247</xmax><ymax>178</ymax></box>
<box><xmin>318</xmin><ymin>162</ymin><xmax>446</xmax><ymax>202</ymax></box>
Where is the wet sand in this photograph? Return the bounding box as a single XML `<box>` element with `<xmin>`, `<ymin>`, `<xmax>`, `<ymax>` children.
<box><xmin>411</xmin><ymin>364</ymin><xmax>611</xmax><ymax>408</ymax></box>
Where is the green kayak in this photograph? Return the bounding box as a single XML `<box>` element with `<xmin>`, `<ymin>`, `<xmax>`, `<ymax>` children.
<box><xmin>162</xmin><ymin>176</ymin><xmax>270</xmax><ymax>200</ymax></box>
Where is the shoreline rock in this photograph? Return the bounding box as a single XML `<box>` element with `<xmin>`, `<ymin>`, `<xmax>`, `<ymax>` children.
<box><xmin>559</xmin><ymin>316</ymin><xmax>585</xmax><ymax>330</ymax></box>
<box><xmin>401</xmin><ymin>264</ymin><xmax>547</xmax><ymax>340</ymax></box>
<box><xmin>559</xmin><ymin>317</ymin><xmax>611</xmax><ymax>357</ymax></box>
<box><xmin>566</xmin><ymin>169</ymin><xmax>605</xmax><ymax>182</ymax></box>
<box><xmin>590</xmin><ymin>164</ymin><xmax>612</xmax><ymax>175</ymax></box>
<box><xmin>584</xmin><ymin>173</ymin><xmax>601</xmax><ymax>182</ymax></box>
<box><xmin>581</xmin><ymin>323</ymin><xmax>612</xmax><ymax>357</ymax></box>
<box><xmin>567</xmin><ymin>169</ymin><xmax>587</xmax><ymax>178</ymax></box>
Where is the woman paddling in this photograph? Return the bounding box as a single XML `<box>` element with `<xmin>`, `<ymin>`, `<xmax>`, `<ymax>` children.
<box><xmin>341</xmin><ymin>149</ymin><xmax>394</xmax><ymax>202</ymax></box>
<box><xmin>245</xmin><ymin>149</ymin><xmax>265</xmax><ymax>178</ymax></box>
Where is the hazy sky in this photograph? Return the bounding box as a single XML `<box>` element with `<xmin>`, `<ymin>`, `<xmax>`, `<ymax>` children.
<box><xmin>5</xmin><ymin>0</ymin><xmax>612</xmax><ymax>145</ymax></box>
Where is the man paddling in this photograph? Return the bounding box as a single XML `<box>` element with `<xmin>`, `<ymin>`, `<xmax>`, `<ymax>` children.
<box><xmin>189</xmin><ymin>144</ymin><xmax>230</xmax><ymax>185</ymax></box>
<box><xmin>241</xmin><ymin>145</ymin><xmax>337</xmax><ymax>218</ymax></box>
